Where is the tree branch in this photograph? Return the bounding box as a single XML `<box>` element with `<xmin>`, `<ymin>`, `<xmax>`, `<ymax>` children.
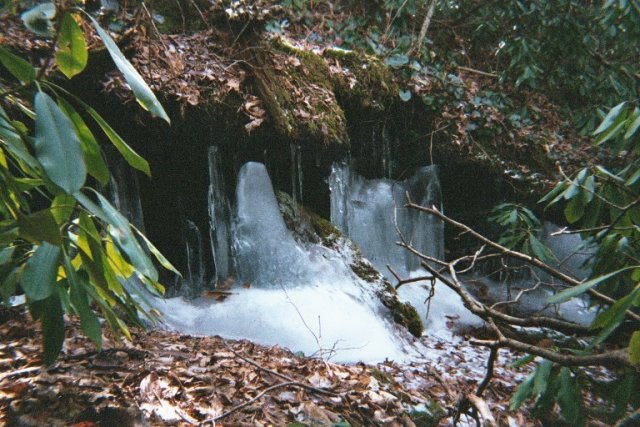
<box><xmin>408</xmin><ymin>202</ymin><xmax>640</xmax><ymax>322</ymax></box>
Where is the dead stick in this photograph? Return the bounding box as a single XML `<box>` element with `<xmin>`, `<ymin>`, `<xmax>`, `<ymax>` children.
<box><xmin>223</xmin><ymin>342</ymin><xmax>338</xmax><ymax>396</ymax></box>
<box><xmin>210</xmin><ymin>381</ymin><xmax>302</xmax><ymax>422</ymax></box>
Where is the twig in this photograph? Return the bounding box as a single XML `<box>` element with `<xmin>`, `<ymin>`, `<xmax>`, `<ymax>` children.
<box><xmin>408</xmin><ymin>203</ymin><xmax>640</xmax><ymax>322</ymax></box>
<box><xmin>208</xmin><ymin>381</ymin><xmax>307</xmax><ymax>422</ymax></box>
<box><xmin>456</xmin><ymin>66</ymin><xmax>498</xmax><ymax>78</ymax></box>
<box><xmin>475</xmin><ymin>345</ymin><xmax>498</xmax><ymax>396</ymax></box>
<box><xmin>413</xmin><ymin>0</ymin><xmax>436</xmax><ymax>55</ymax></box>
<box><xmin>388</xmin><ymin>264</ymin><xmax>434</xmax><ymax>289</ymax></box>
<box><xmin>0</xmin><ymin>366</ymin><xmax>41</xmax><ymax>381</ymax></box>
<box><xmin>466</xmin><ymin>394</ymin><xmax>497</xmax><ymax>426</ymax></box>
<box><xmin>222</xmin><ymin>342</ymin><xmax>338</xmax><ymax>396</ymax></box>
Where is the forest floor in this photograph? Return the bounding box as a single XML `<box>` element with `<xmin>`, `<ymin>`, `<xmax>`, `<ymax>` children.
<box><xmin>0</xmin><ymin>306</ymin><xmax>546</xmax><ymax>427</ymax></box>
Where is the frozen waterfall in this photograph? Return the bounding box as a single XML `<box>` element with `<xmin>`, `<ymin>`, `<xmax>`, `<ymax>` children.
<box><xmin>329</xmin><ymin>161</ymin><xmax>445</xmax><ymax>278</ymax></box>
<box><xmin>146</xmin><ymin>160</ymin><xmax>415</xmax><ymax>362</ymax></box>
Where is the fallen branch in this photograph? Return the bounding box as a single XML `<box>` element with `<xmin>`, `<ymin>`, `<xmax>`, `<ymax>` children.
<box><xmin>466</xmin><ymin>394</ymin><xmax>497</xmax><ymax>426</ymax></box>
<box><xmin>408</xmin><ymin>202</ymin><xmax>640</xmax><ymax>322</ymax></box>
<box><xmin>223</xmin><ymin>342</ymin><xmax>338</xmax><ymax>397</ymax></box>
<box><xmin>208</xmin><ymin>381</ymin><xmax>314</xmax><ymax>422</ymax></box>
<box><xmin>476</xmin><ymin>345</ymin><xmax>498</xmax><ymax>397</ymax></box>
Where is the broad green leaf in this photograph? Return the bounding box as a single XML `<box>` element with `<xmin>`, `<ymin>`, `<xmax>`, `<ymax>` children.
<box><xmin>548</xmin><ymin>267</ymin><xmax>635</xmax><ymax>304</ymax></box>
<box><xmin>17</xmin><ymin>209</ymin><xmax>61</xmax><ymax>245</ymax></box>
<box><xmin>40</xmin><ymin>292</ymin><xmax>64</xmax><ymax>365</ymax></box>
<box><xmin>132</xmin><ymin>225</ymin><xmax>180</xmax><ymax>276</ymax></box>
<box><xmin>529</xmin><ymin>235</ymin><xmax>552</xmax><ymax>262</ymax></box>
<box><xmin>594</xmin><ymin>102</ymin><xmax>626</xmax><ymax>135</ymax></box>
<box><xmin>0</xmin><ymin>246</ymin><xmax>14</xmax><ymax>264</ymax></box>
<box><xmin>85</xmin><ymin>107</ymin><xmax>151</xmax><ymax>176</ymax></box>
<box><xmin>533</xmin><ymin>359</ymin><xmax>553</xmax><ymax>396</ymax></box>
<box><xmin>0</xmin><ymin>46</ymin><xmax>35</xmax><ymax>83</ymax></box>
<box><xmin>564</xmin><ymin>196</ymin><xmax>585</xmax><ymax>224</ymax></box>
<box><xmin>624</xmin><ymin>113</ymin><xmax>640</xmax><ymax>140</ymax></box>
<box><xmin>629</xmin><ymin>331</ymin><xmax>640</xmax><ymax>365</ymax></box>
<box><xmin>510</xmin><ymin>371</ymin><xmax>535</xmax><ymax>410</ymax></box>
<box><xmin>592</xmin><ymin>288</ymin><xmax>640</xmax><ymax>345</ymax></box>
<box><xmin>88</xmin><ymin>16</ymin><xmax>170</xmax><ymax>123</ymax></box>
<box><xmin>51</xmin><ymin>194</ymin><xmax>76</xmax><ymax>224</ymax></box>
<box><xmin>510</xmin><ymin>354</ymin><xmax>535</xmax><ymax>368</ymax></box>
<box><xmin>21</xmin><ymin>2</ymin><xmax>56</xmax><ymax>37</ymax></box>
<box><xmin>0</xmin><ymin>108</ymin><xmax>40</xmax><ymax>171</ymax></box>
<box><xmin>556</xmin><ymin>368</ymin><xmax>581</xmax><ymax>424</ymax></box>
<box><xmin>21</xmin><ymin>243</ymin><xmax>60</xmax><ymax>301</ymax></box>
<box><xmin>625</xmin><ymin>167</ymin><xmax>640</xmax><ymax>186</ymax></box>
<box><xmin>57</xmin><ymin>98</ymin><xmax>109</xmax><ymax>185</ymax></box>
<box><xmin>1</xmin><ymin>268</ymin><xmax>17</xmax><ymax>307</ymax></box>
<box><xmin>55</xmin><ymin>13</ymin><xmax>88</xmax><ymax>78</ymax></box>
<box><xmin>34</xmin><ymin>91</ymin><xmax>86</xmax><ymax>193</ymax></box>
<box><xmin>64</xmin><ymin>256</ymin><xmax>101</xmax><ymax>348</ymax></box>
<box><xmin>75</xmin><ymin>190</ymin><xmax>158</xmax><ymax>281</ymax></box>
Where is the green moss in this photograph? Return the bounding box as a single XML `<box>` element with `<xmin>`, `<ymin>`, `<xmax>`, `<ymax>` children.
<box><xmin>409</xmin><ymin>401</ymin><xmax>446</xmax><ymax>427</ymax></box>
<box><xmin>324</xmin><ymin>48</ymin><xmax>398</xmax><ymax>112</ymax></box>
<box><xmin>254</xmin><ymin>39</ymin><xmax>349</xmax><ymax>148</ymax></box>
<box><xmin>350</xmin><ymin>259</ymin><xmax>379</xmax><ymax>283</ymax></box>
<box><xmin>370</xmin><ymin>368</ymin><xmax>397</xmax><ymax>386</ymax></box>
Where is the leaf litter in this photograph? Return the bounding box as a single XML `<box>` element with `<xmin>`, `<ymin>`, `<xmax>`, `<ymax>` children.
<box><xmin>0</xmin><ymin>306</ymin><xmax>555</xmax><ymax>426</ymax></box>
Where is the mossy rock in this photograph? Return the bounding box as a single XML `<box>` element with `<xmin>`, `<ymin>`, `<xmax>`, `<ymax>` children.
<box><xmin>275</xmin><ymin>192</ymin><xmax>423</xmax><ymax>337</ymax></box>
<box><xmin>251</xmin><ymin>38</ymin><xmax>349</xmax><ymax>149</ymax></box>
<box><xmin>324</xmin><ymin>47</ymin><xmax>398</xmax><ymax>112</ymax></box>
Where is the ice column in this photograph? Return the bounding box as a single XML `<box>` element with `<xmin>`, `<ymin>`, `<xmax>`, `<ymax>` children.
<box><xmin>207</xmin><ymin>146</ymin><xmax>233</xmax><ymax>285</ymax></box>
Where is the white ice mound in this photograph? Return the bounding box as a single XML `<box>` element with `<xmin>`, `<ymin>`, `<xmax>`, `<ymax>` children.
<box><xmin>149</xmin><ymin>162</ymin><xmax>415</xmax><ymax>363</ymax></box>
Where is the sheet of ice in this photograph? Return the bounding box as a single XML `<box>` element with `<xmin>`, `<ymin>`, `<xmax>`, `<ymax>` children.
<box><xmin>150</xmin><ymin>244</ymin><xmax>414</xmax><ymax>363</ymax></box>
<box><xmin>329</xmin><ymin>161</ymin><xmax>444</xmax><ymax>278</ymax></box>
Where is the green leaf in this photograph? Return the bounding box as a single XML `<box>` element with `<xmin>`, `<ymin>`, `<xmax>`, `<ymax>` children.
<box><xmin>592</xmin><ymin>288</ymin><xmax>640</xmax><ymax>345</ymax></box>
<box><xmin>385</xmin><ymin>53</ymin><xmax>409</xmax><ymax>68</ymax></box>
<box><xmin>625</xmin><ymin>167</ymin><xmax>640</xmax><ymax>186</ymax></box>
<box><xmin>88</xmin><ymin>17</ymin><xmax>170</xmax><ymax>124</ymax></box>
<box><xmin>594</xmin><ymin>102</ymin><xmax>626</xmax><ymax>135</ymax></box>
<box><xmin>17</xmin><ymin>208</ymin><xmax>62</xmax><ymax>245</ymax></box>
<box><xmin>55</xmin><ymin>13</ymin><xmax>88</xmax><ymax>79</ymax></box>
<box><xmin>85</xmin><ymin>106</ymin><xmax>151</xmax><ymax>176</ymax></box>
<box><xmin>39</xmin><ymin>292</ymin><xmax>65</xmax><ymax>365</ymax></box>
<box><xmin>529</xmin><ymin>234</ymin><xmax>552</xmax><ymax>262</ymax></box>
<box><xmin>21</xmin><ymin>243</ymin><xmax>60</xmax><ymax>301</ymax></box>
<box><xmin>533</xmin><ymin>359</ymin><xmax>553</xmax><ymax>396</ymax></box>
<box><xmin>398</xmin><ymin>89</ymin><xmax>412</xmax><ymax>102</ymax></box>
<box><xmin>0</xmin><ymin>246</ymin><xmax>15</xmax><ymax>265</ymax></box>
<box><xmin>548</xmin><ymin>267</ymin><xmax>635</xmax><ymax>304</ymax></box>
<box><xmin>564</xmin><ymin>196</ymin><xmax>585</xmax><ymax>224</ymax></box>
<box><xmin>629</xmin><ymin>331</ymin><xmax>640</xmax><ymax>365</ymax></box>
<box><xmin>63</xmin><ymin>255</ymin><xmax>101</xmax><ymax>348</ymax></box>
<box><xmin>34</xmin><ymin>91</ymin><xmax>86</xmax><ymax>193</ymax></box>
<box><xmin>510</xmin><ymin>371</ymin><xmax>535</xmax><ymax>410</ymax></box>
<box><xmin>510</xmin><ymin>354</ymin><xmax>535</xmax><ymax>368</ymax></box>
<box><xmin>75</xmin><ymin>190</ymin><xmax>158</xmax><ymax>281</ymax></box>
<box><xmin>51</xmin><ymin>194</ymin><xmax>76</xmax><ymax>224</ymax></box>
<box><xmin>132</xmin><ymin>225</ymin><xmax>180</xmax><ymax>277</ymax></box>
<box><xmin>624</xmin><ymin>113</ymin><xmax>640</xmax><ymax>140</ymax></box>
<box><xmin>0</xmin><ymin>46</ymin><xmax>35</xmax><ymax>83</ymax></box>
<box><xmin>556</xmin><ymin>368</ymin><xmax>581</xmax><ymax>424</ymax></box>
<box><xmin>21</xmin><ymin>2</ymin><xmax>56</xmax><ymax>37</ymax></box>
<box><xmin>57</xmin><ymin>98</ymin><xmax>109</xmax><ymax>185</ymax></box>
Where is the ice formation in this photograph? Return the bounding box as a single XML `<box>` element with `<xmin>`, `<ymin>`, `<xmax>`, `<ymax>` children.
<box><xmin>329</xmin><ymin>161</ymin><xmax>444</xmax><ymax>278</ymax></box>
<box><xmin>142</xmin><ymin>161</ymin><xmax>415</xmax><ymax>363</ymax></box>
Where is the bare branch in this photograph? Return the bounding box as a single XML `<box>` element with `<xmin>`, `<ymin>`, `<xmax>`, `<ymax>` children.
<box><xmin>408</xmin><ymin>203</ymin><xmax>640</xmax><ymax>322</ymax></box>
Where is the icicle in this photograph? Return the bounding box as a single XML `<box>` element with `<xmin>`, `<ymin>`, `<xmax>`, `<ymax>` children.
<box><xmin>184</xmin><ymin>219</ymin><xmax>205</xmax><ymax>298</ymax></box>
<box><xmin>207</xmin><ymin>146</ymin><xmax>232</xmax><ymax>285</ymax></box>
<box><xmin>297</xmin><ymin>144</ymin><xmax>303</xmax><ymax>204</ymax></box>
<box><xmin>290</xmin><ymin>143</ymin><xmax>297</xmax><ymax>209</ymax></box>
<box><xmin>106</xmin><ymin>159</ymin><xmax>145</xmax><ymax>233</ymax></box>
